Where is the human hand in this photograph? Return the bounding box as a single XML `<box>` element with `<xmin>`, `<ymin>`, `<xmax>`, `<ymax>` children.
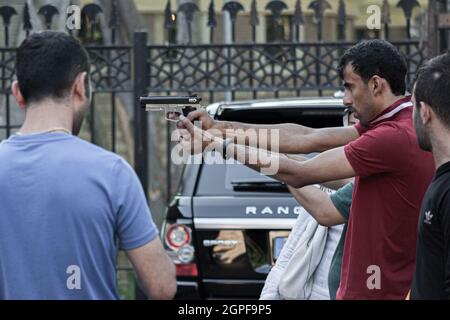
<box><xmin>176</xmin><ymin>115</ymin><xmax>223</xmax><ymax>155</ymax></box>
<box><xmin>176</xmin><ymin>109</ymin><xmax>220</xmax><ymax>132</ymax></box>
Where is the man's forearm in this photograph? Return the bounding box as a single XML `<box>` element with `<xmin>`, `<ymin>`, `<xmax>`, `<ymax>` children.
<box><xmin>217</xmin><ymin>121</ymin><xmax>313</xmax><ymax>153</ymax></box>
<box><xmin>285</xmin><ymin>154</ymin><xmax>353</xmax><ymax>190</ymax></box>
<box><xmin>288</xmin><ymin>184</ymin><xmax>330</xmax><ymax>215</ymax></box>
<box><xmin>221</xmin><ymin>120</ymin><xmax>313</xmax><ymax>136</ymax></box>
<box><xmin>216</xmin><ymin>120</ymin><xmax>359</xmax><ymax>154</ymax></box>
<box><xmin>287</xmin><ymin>185</ymin><xmax>346</xmax><ymax>227</ymax></box>
<box><xmin>223</xmin><ymin>140</ymin><xmax>355</xmax><ymax>189</ymax></box>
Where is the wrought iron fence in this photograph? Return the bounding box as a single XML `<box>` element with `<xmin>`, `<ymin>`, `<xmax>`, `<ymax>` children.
<box><xmin>0</xmin><ymin>2</ymin><xmax>133</xmax><ymax>144</ymax></box>
<box><xmin>146</xmin><ymin>41</ymin><xmax>425</xmax><ymax>99</ymax></box>
<box><xmin>152</xmin><ymin>0</ymin><xmax>428</xmax><ymax>100</ymax></box>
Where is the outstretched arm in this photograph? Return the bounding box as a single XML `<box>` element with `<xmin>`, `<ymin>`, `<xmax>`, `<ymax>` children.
<box><xmin>178</xmin><ymin>117</ymin><xmax>356</xmax><ymax>189</ymax></box>
<box><xmin>287</xmin><ymin>185</ymin><xmax>347</xmax><ymax>227</ymax></box>
<box><xmin>242</xmin><ymin>146</ymin><xmax>355</xmax><ymax>188</ymax></box>
<box><xmin>285</xmin><ymin>154</ymin><xmax>353</xmax><ymax>190</ymax></box>
<box><xmin>180</xmin><ymin>110</ymin><xmax>359</xmax><ymax>154</ymax></box>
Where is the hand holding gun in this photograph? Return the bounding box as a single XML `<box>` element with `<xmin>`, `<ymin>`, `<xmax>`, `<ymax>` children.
<box><xmin>140</xmin><ymin>94</ymin><xmax>203</xmax><ymax>122</ymax></box>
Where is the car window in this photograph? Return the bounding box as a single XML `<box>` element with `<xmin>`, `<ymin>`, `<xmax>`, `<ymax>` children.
<box><xmin>196</xmin><ymin>152</ymin><xmax>318</xmax><ymax>196</ymax></box>
<box><xmin>196</xmin><ymin>160</ymin><xmax>288</xmax><ymax>196</ymax></box>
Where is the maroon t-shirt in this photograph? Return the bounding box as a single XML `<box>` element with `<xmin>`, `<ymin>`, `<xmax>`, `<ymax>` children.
<box><xmin>337</xmin><ymin>97</ymin><xmax>435</xmax><ymax>300</ymax></box>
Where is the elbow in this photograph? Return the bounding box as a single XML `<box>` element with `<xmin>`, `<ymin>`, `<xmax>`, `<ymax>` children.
<box><xmin>146</xmin><ymin>264</ymin><xmax>177</xmax><ymax>300</ymax></box>
<box><xmin>281</xmin><ymin>174</ymin><xmax>306</xmax><ymax>189</ymax></box>
<box><xmin>313</xmin><ymin>207</ymin><xmax>336</xmax><ymax>227</ymax></box>
<box><xmin>157</xmin><ymin>281</ymin><xmax>177</xmax><ymax>300</ymax></box>
<box><xmin>167</xmin><ymin>263</ymin><xmax>177</xmax><ymax>298</ymax></box>
<box><xmin>148</xmin><ymin>286</ymin><xmax>176</xmax><ymax>301</ymax></box>
<box><xmin>287</xmin><ymin>179</ymin><xmax>303</xmax><ymax>189</ymax></box>
<box><xmin>317</xmin><ymin>218</ymin><xmax>334</xmax><ymax>227</ymax></box>
<box><xmin>161</xmin><ymin>263</ymin><xmax>177</xmax><ymax>300</ymax></box>
<box><xmin>163</xmin><ymin>276</ymin><xmax>177</xmax><ymax>300</ymax></box>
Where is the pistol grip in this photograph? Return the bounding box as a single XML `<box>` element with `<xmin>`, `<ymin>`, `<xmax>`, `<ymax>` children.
<box><xmin>182</xmin><ymin>106</ymin><xmax>197</xmax><ymax>117</ymax></box>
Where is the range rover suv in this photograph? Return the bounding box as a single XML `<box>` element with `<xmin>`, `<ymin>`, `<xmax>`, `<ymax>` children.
<box><xmin>162</xmin><ymin>97</ymin><xmax>345</xmax><ymax>299</ymax></box>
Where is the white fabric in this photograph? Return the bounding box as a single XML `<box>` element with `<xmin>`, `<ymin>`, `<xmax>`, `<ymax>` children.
<box><xmin>278</xmin><ymin>216</ymin><xmax>328</xmax><ymax>299</ymax></box>
<box><xmin>260</xmin><ymin>208</ymin><xmax>343</xmax><ymax>300</ymax></box>
<box><xmin>260</xmin><ymin>208</ymin><xmax>310</xmax><ymax>300</ymax></box>
<box><xmin>309</xmin><ymin>223</ymin><xmax>343</xmax><ymax>300</ymax></box>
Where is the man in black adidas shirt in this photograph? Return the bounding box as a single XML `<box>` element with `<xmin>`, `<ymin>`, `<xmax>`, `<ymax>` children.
<box><xmin>411</xmin><ymin>53</ymin><xmax>450</xmax><ymax>299</ymax></box>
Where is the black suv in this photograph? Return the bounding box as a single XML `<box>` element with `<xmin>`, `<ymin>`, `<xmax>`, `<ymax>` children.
<box><xmin>162</xmin><ymin>97</ymin><xmax>345</xmax><ymax>299</ymax></box>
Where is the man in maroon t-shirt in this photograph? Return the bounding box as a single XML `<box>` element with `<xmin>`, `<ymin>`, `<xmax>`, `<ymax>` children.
<box><xmin>337</xmin><ymin>96</ymin><xmax>434</xmax><ymax>299</ymax></box>
<box><xmin>177</xmin><ymin>40</ymin><xmax>435</xmax><ymax>299</ymax></box>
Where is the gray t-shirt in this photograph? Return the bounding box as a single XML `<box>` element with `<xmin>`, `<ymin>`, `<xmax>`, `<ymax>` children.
<box><xmin>0</xmin><ymin>133</ymin><xmax>158</xmax><ymax>299</ymax></box>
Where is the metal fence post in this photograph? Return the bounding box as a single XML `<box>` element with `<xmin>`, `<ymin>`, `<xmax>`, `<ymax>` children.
<box><xmin>133</xmin><ymin>31</ymin><xmax>149</xmax><ymax>198</ymax></box>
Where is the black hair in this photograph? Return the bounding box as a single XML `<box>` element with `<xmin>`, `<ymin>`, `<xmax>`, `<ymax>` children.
<box><xmin>338</xmin><ymin>39</ymin><xmax>407</xmax><ymax>96</ymax></box>
<box><xmin>414</xmin><ymin>52</ymin><xmax>450</xmax><ymax>129</ymax></box>
<box><xmin>15</xmin><ymin>31</ymin><xmax>90</xmax><ymax>104</ymax></box>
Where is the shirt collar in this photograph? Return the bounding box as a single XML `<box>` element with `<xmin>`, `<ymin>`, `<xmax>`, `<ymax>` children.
<box><xmin>369</xmin><ymin>96</ymin><xmax>412</xmax><ymax>126</ymax></box>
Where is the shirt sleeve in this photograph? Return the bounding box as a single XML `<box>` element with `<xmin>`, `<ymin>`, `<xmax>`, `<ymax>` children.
<box><xmin>344</xmin><ymin>123</ymin><xmax>410</xmax><ymax>178</ymax></box>
<box><xmin>113</xmin><ymin>158</ymin><xmax>159</xmax><ymax>251</ymax></box>
<box><xmin>440</xmin><ymin>190</ymin><xmax>450</xmax><ymax>299</ymax></box>
<box><xmin>329</xmin><ymin>182</ymin><xmax>354</xmax><ymax>220</ymax></box>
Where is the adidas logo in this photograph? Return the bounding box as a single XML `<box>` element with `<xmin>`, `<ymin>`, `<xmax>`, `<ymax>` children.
<box><xmin>424</xmin><ymin>210</ymin><xmax>433</xmax><ymax>225</ymax></box>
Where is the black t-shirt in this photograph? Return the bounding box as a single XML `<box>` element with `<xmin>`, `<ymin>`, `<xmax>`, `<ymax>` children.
<box><xmin>412</xmin><ymin>161</ymin><xmax>450</xmax><ymax>300</ymax></box>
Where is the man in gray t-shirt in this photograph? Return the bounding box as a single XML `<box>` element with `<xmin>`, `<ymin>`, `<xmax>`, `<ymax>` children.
<box><xmin>3</xmin><ymin>31</ymin><xmax>176</xmax><ymax>300</ymax></box>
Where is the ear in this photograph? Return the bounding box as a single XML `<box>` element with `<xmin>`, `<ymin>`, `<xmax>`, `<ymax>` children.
<box><xmin>11</xmin><ymin>81</ymin><xmax>27</xmax><ymax>109</ymax></box>
<box><xmin>419</xmin><ymin>101</ymin><xmax>432</xmax><ymax>125</ymax></box>
<box><xmin>369</xmin><ymin>76</ymin><xmax>383</xmax><ymax>96</ymax></box>
<box><xmin>71</xmin><ymin>72</ymin><xmax>88</xmax><ymax>103</ymax></box>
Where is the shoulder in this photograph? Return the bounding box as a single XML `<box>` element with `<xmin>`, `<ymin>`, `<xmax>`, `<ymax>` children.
<box><xmin>347</xmin><ymin>121</ymin><xmax>406</xmax><ymax>152</ymax></box>
<box><xmin>70</xmin><ymin>137</ymin><xmax>125</xmax><ymax>163</ymax></box>
<box><xmin>434</xmin><ymin>174</ymin><xmax>450</xmax><ymax>210</ymax></box>
<box><xmin>356</xmin><ymin>120</ymin><xmax>412</xmax><ymax>150</ymax></box>
<box><xmin>64</xmin><ymin>137</ymin><xmax>132</xmax><ymax>177</ymax></box>
<box><xmin>368</xmin><ymin>121</ymin><xmax>407</xmax><ymax>137</ymax></box>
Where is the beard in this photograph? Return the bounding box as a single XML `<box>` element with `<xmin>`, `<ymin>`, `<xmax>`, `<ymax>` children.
<box><xmin>351</xmin><ymin>95</ymin><xmax>375</xmax><ymax>128</ymax></box>
<box><xmin>357</xmin><ymin>116</ymin><xmax>370</xmax><ymax>128</ymax></box>
<box><xmin>353</xmin><ymin>107</ymin><xmax>371</xmax><ymax>128</ymax></box>
<box><xmin>71</xmin><ymin>78</ymin><xmax>91</xmax><ymax>136</ymax></box>
<box><xmin>413</xmin><ymin>108</ymin><xmax>432</xmax><ymax>152</ymax></box>
<box><xmin>72</xmin><ymin>100</ymin><xmax>89</xmax><ymax>136</ymax></box>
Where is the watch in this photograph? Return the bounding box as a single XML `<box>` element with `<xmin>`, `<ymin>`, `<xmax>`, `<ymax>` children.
<box><xmin>222</xmin><ymin>138</ymin><xmax>234</xmax><ymax>160</ymax></box>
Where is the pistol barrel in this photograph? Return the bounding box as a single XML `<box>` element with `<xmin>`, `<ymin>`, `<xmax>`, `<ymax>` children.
<box><xmin>140</xmin><ymin>95</ymin><xmax>202</xmax><ymax>106</ymax></box>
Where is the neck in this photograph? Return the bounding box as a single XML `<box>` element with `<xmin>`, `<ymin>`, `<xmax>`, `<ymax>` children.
<box><xmin>378</xmin><ymin>94</ymin><xmax>406</xmax><ymax>114</ymax></box>
<box><xmin>430</xmin><ymin>126</ymin><xmax>450</xmax><ymax>169</ymax></box>
<box><xmin>20</xmin><ymin>99</ymin><xmax>73</xmax><ymax>135</ymax></box>
<box><xmin>364</xmin><ymin>94</ymin><xmax>405</xmax><ymax>127</ymax></box>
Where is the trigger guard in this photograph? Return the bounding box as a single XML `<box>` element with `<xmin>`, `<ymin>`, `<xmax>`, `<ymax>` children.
<box><xmin>183</xmin><ymin>106</ymin><xmax>197</xmax><ymax>117</ymax></box>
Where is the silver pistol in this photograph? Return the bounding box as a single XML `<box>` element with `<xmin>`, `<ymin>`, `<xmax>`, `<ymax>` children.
<box><xmin>140</xmin><ymin>94</ymin><xmax>203</xmax><ymax>122</ymax></box>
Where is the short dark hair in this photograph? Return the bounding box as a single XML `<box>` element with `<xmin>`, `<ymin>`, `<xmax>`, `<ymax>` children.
<box><xmin>414</xmin><ymin>53</ymin><xmax>450</xmax><ymax>129</ymax></box>
<box><xmin>338</xmin><ymin>39</ymin><xmax>407</xmax><ymax>96</ymax></box>
<box><xmin>16</xmin><ymin>31</ymin><xmax>90</xmax><ymax>103</ymax></box>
